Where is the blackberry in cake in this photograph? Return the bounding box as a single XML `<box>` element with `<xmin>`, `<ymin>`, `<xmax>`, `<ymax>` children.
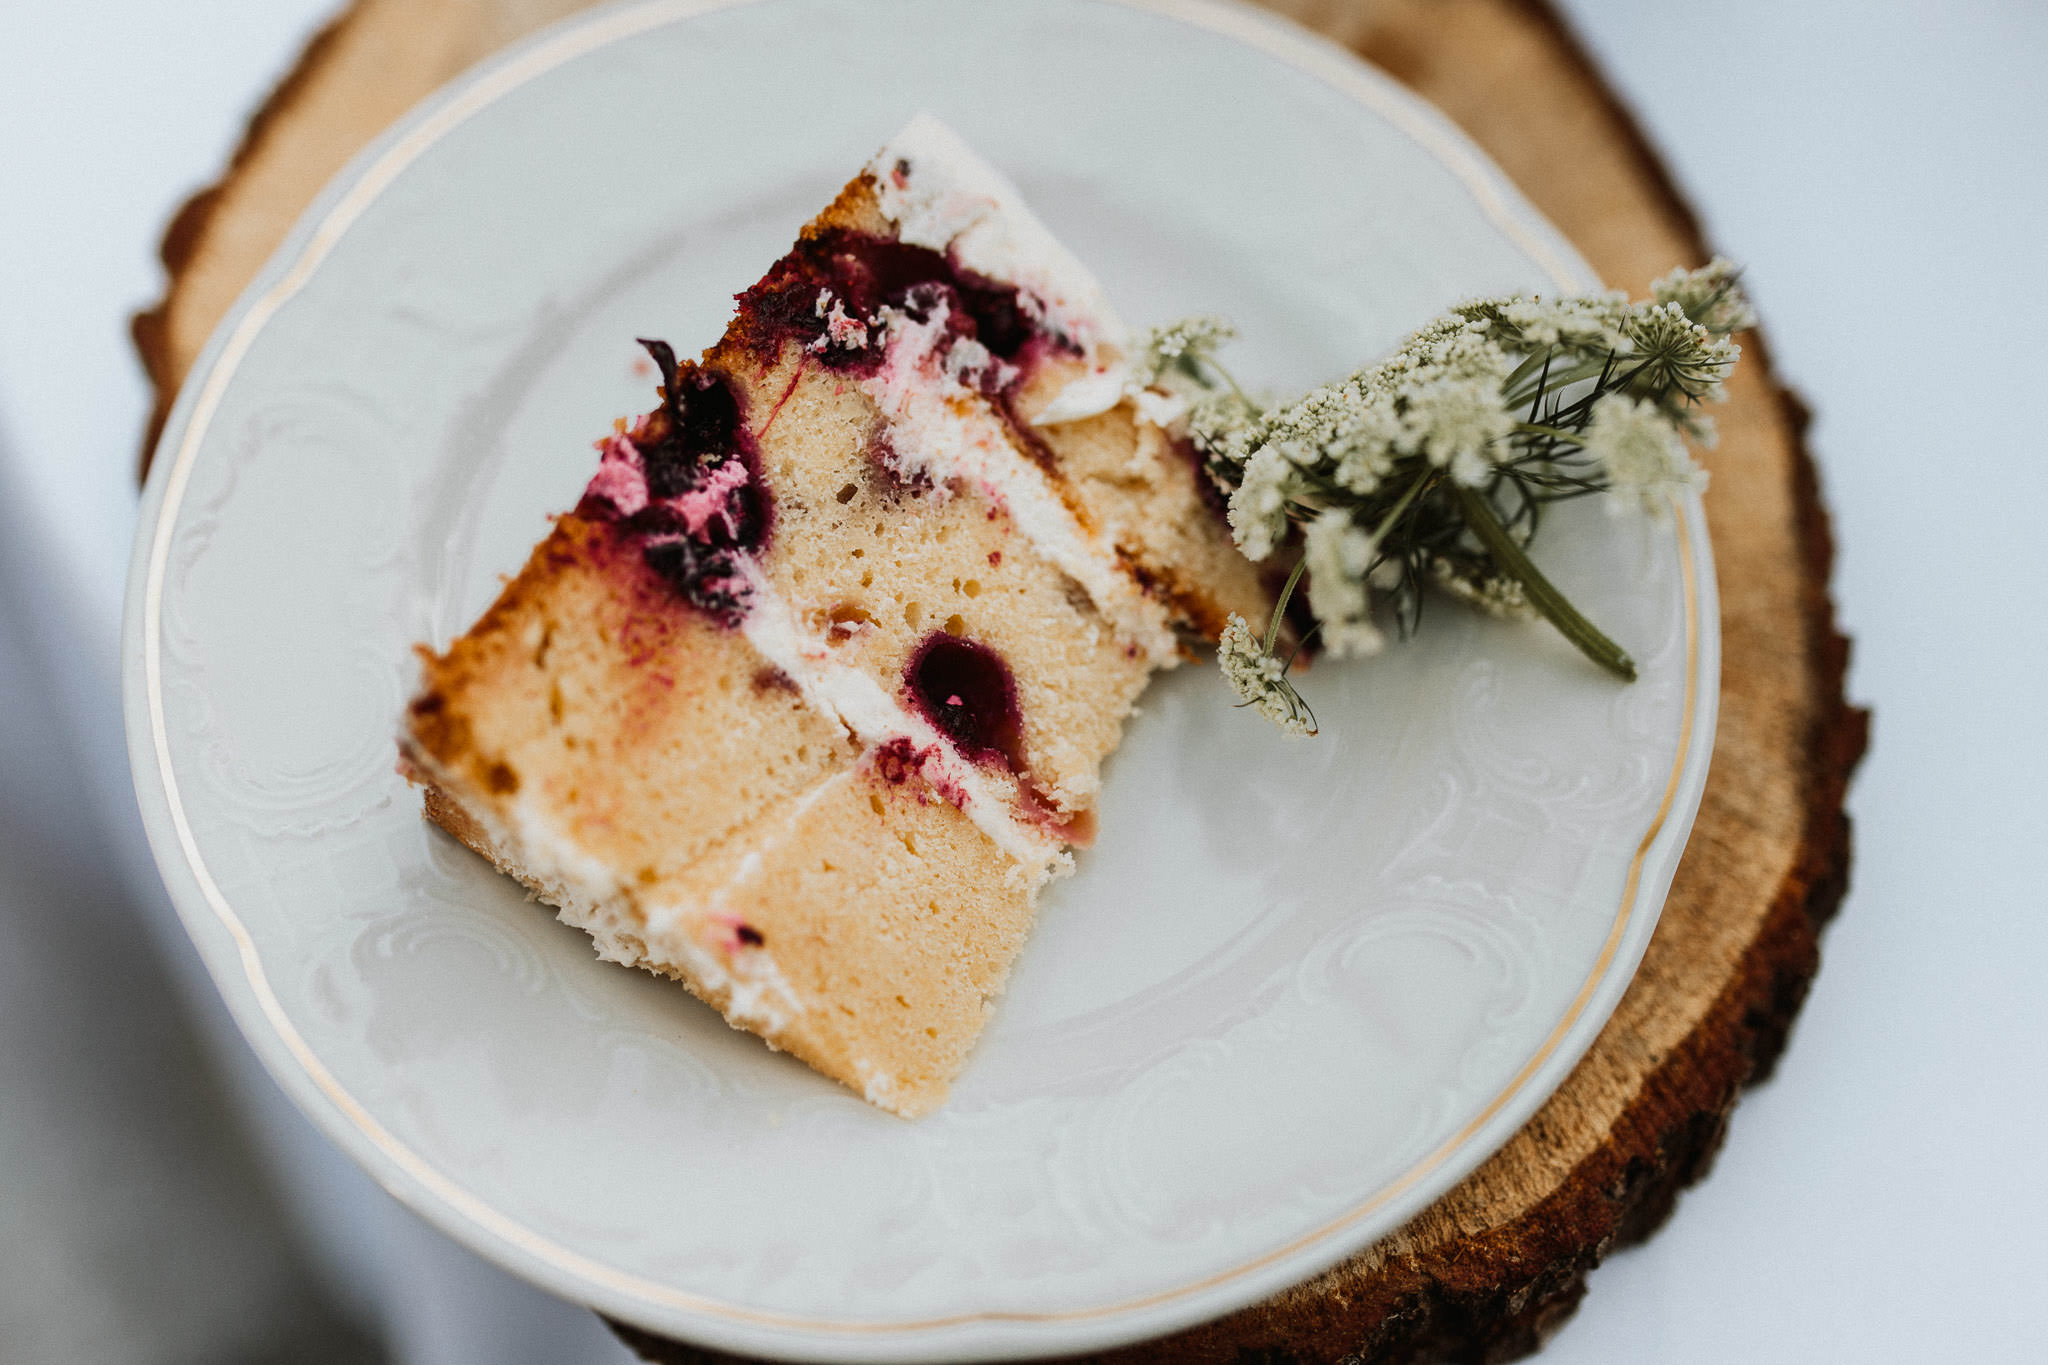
<box><xmin>400</xmin><ymin>117</ymin><xmax>1269</xmax><ymax>1116</ymax></box>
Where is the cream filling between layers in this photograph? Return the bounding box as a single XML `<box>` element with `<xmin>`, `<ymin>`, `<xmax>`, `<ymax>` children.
<box><xmin>737</xmin><ymin>580</ymin><xmax>1068</xmax><ymax>882</ymax></box>
<box><xmin>1033</xmin><ymin>365</ymin><xmax>1193</xmax><ymax>431</ymax></box>
<box><xmin>860</xmin><ymin>115</ymin><xmax>1183</xmax><ymax>661</ymax></box>
<box><xmin>861</xmin><ymin>124</ymin><xmax>1197</xmax><ymax>438</ymax></box>
<box><xmin>857</xmin><ymin>300</ymin><xmax>1182</xmax><ymax>665</ymax></box>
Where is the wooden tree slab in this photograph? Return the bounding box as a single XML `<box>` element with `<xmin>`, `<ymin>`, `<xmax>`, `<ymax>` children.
<box><xmin>133</xmin><ymin>2</ymin><xmax>1868</xmax><ymax>1359</ymax></box>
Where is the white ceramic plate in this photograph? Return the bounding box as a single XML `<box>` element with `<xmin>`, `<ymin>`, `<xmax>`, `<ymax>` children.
<box><xmin>123</xmin><ymin>1</ymin><xmax>1717</xmax><ymax>1358</ymax></box>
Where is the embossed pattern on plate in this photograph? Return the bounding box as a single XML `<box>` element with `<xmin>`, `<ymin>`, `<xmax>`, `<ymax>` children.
<box><xmin>123</xmin><ymin>1</ymin><xmax>1719</xmax><ymax>1359</ymax></box>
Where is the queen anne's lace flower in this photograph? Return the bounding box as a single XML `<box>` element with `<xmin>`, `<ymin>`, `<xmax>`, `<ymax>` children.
<box><xmin>1187</xmin><ymin>391</ymin><xmax>1264</xmax><ymax>470</ymax></box>
<box><xmin>1151</xmin><ymin>259</ymin><xmax>1750</xmax><ymax>733</ymax></box>
<box><xmin>1652</xmin><ymin>257</ymin><xmax>1758</xmax><ymax>337</ymax></box>
<box><xmin>1226</xmin><ymin>443</ymin><xmax>1295</xmax><ymax>561</ymax></box>
<box><xmin>1396</xmin><ymin>374</ymin><xmax>1514</xmax><ymax>484</ymax></box>
<box><xmin>1218</xmin><ymin>614</ymin><xmax>1316</xmax><ymax>736</ymax></box>
<box><xmin>1431</xmin><ymin>558</ymin><xmax>1534</xmax><ymax>619</ymax></box>
<box><xmin>1479</xmin><ymin>292</ymin><xmax>1632</xmax><ymax>352</ymax></box>
<box><xmin>1624</xmin><ymin>302</ymin><xmax>1741</xmax><ymax>403</ymax></box>
<box><xmin>1331</xmin><ymin>422</ymin><xmax>1399</xmax><ymax>494</ymax></box>
<box><xmin>1581</xmin><ymin>393</ymin><xmax>1706</xmax><ymax>511</ymax></box>
<box><xmin>1304</xmin><ymin>511</ymin><xmax>1385</xmax><ymax>657</ymax></box>
<box><xmin>1128</xmin><ymin>315</ymin><xmax>1238</xmax><ymax>389</ymax></box>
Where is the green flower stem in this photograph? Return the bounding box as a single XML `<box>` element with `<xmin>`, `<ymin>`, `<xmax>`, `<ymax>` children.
<box><xmin>1512</xmin><ymin>421</ymin><xmax>1590</xmax><ymax>443</ymax></box>
<box><xmin>1372</xmin><ymin>468</ymin><xmax>1437</xmax><ymax>542</ymax></box>
<box><xmin>1501</xmin><ymin>345</ymin><xmax>1553</xmax><ymax>397</ymax></box>
<box><xmin>1265</xmin><ymin>471</ymin><xmax>1433</xmax><ymax>657</ymax></box>
<box><xmin>1264</xmin><ymin>556</ymin><xmax>1309</xmax><ymax>653</ymax></box>
<box><xmin>1502</xmin><ymin>356</ymin><xmax>1611</xmax><ymax>405</ymax></box>
<box><xmin>1449</xmin><ymin>482</ymin><xmax>1637</xmax><ymax>681</ymax></box>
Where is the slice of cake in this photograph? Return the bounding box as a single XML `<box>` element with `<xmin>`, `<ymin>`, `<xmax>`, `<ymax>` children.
<box><xmin>400</xmin><ymin>117</ymin><xmax>1268</xmax><ymax>1116</ymax></box>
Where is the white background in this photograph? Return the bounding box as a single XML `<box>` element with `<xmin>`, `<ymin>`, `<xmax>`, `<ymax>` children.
<box><xmin>0</xmin><ymin>2</ymin><xmax>2041</xmax><ymax>1362</ymax></box>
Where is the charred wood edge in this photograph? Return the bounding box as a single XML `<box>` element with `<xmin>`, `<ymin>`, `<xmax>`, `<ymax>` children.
<box><xmin>122</xmin><ymin>0</ymin><xmax>1867</xmax><ymax>1361</ymax></box>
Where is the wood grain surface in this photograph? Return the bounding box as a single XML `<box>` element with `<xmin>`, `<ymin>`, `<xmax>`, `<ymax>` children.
<box><xmin>131</xmin><ymin>2</ymin><xmax>1868</xmax><ymax>1360</ymax></box>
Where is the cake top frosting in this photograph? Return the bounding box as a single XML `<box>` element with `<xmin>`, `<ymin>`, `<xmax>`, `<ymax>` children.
<box><xmin>868</xmin><ymin>114</ymin><xmax>1129</xmax><ymax>361</ymax></box>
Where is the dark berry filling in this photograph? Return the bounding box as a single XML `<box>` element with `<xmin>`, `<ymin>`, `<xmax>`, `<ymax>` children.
<box><xmin>578</xmin><ymin>341</ymin><xmax>773</xmax><ymax>626</ymax></box>
<box><xmin>870</xmin><ymin>736</ymin><xmax>927</xmax><ymax>788</ymax></box>
<box><xmin>635</xmin><ymin>339</ymin><xmax>746</xmax><ymax>499</ymax></box>
<box><xmin>730</xmin><ymin>228</ymin><xmax>1070</xmax><ymax>388</ymax></box>
<box><xmin>904</xmin><ymin>632</ymin><xmax>1025</xmax><ymax>772</ymax></box>
<box><xmin>576</xmin><ymin>215</ymin><xmax>1082</xmax><ymax>628</ymax></box>
<box><xmin>639</xmin><ymin>537</ymin><xmax>750</xmax><ymax>624</ymax></box>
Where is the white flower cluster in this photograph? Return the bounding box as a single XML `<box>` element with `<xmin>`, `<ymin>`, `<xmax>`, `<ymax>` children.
<box><xmin>1168</xmin><ymin>258</ymin><xmax>1750</xmax><ymax>731</ymax></box>
<box><xmin>1217</xmin><ymin>614</ymin><xmax>1316</xmax><ymax>736</ymax></box>
<box><xmin>1463</xmin><ymin>290</ymin><xmax>1632</xmax><ymax>352</ymax></box>
<box><xmin>1126</xmin><ymin>315</ymin><xmax>1238</xmax><ymax>389</ymax></box>
<box><xmin>1304</xmin><ymin>511</ymin><xmax>1384</xmax><ymax>657</ymax></box>
<box><xmin>1652</xmin><ymin>256</ymin><xmax>1758</xmax><ymax>338</ymax></box>
<box><xmin>1624</xmin><ymin>301</ymin><xmax>1742</xmax><ymax>407</ymax></box>
<box><xmin>1212</xmin><ymin>312</ymin><xmax>1523</xmax><ymax>564</ymax></box>
<box><xmin>1582</xmin><ymin>393</ymin><xmax>1709</xmax><ymax>512</ymax></box>
<box><xmin>1186</xmin><ymin>390</ymin><xmax>1264</xmax><ymax>470</ymax></box>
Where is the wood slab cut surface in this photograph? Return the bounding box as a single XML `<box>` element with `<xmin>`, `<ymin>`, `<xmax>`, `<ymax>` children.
<box><xmin>131</xmin><ymin>1</ymin><xmax>1868</xmax><ymax>1360</ymax></box>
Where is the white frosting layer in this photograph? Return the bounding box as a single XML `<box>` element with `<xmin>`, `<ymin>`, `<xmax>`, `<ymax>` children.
<box><xmin>1032</xmin><ymin>362</ymin><xmax>1193</xmax><ymax>433</ymax></box>
<box><xmin>1032</xmin><ymin>364</ymin><xmax>1128</xmax><ymax>425</ymax></box>
<box><xmin>870</xmin><ymin>114</ymin><xmax>1128</xmax><ymax>359</ymax></box>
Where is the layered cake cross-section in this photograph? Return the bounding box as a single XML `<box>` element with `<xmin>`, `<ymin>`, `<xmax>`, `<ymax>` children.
<box><xmin>400</xmin><ymin>117</ymin><xmax>1269</xmax><ymax>1116</ymax></box>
